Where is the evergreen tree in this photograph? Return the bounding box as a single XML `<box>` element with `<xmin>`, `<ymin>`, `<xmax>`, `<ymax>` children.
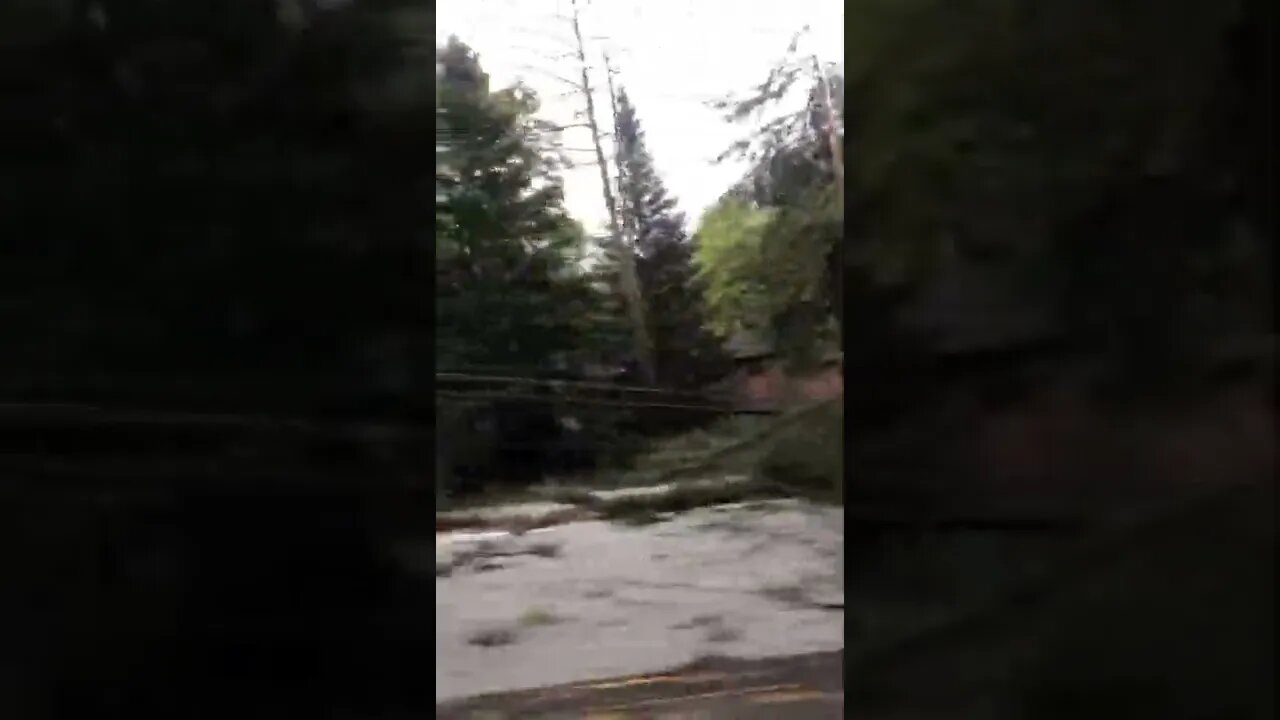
<box><xmin>604</xmin><ymin>88</ymin><xmax>726</xmax><ymax>388</ymax></box>
<box><xmin>435</xmin><ymin>37</ymin><xmax>631</xmax><ymax>490</ymax></box>
<box><xmin>435</xmin><ymin>37</ymin><xmax>606</xmax><ymax>371</ymax></box>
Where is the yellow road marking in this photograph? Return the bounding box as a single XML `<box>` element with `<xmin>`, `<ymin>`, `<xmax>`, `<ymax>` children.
<box><xmin>503</xmin><ymin>669</ymin><xmax>779</xmax><ymax>709</ymax></box>
<box><xmin>582</xmin><ymin>672</ymin><xmax>729</xmax><ymax>690</ymax></box>
<box><xmin>747</xmin><ymin>689</ymin><xmax>840</xmax><ymax>704</ymax></box>
<box><xmin>456</xmin><ymin>668</ymin><xmax>833</xmax><ymax>715</ymax></box>
<box><xmin>591</xmin><ymin>683</ymin><xmax>807</xmax><ymax>711</ymax></box>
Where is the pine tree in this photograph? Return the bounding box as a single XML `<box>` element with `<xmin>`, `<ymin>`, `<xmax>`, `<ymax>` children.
<box><xmin>435</xmin><ymin>37</ymin><xmax>607</xmax><ymax>371</ymax></box>
<box><xmin>604</xmin><ymin>87</ymin><xmax>726</xmax><ymax>388</ymax></box>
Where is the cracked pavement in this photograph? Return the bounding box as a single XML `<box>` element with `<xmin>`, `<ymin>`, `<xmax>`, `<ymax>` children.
<box><xmin>430</xmin><ymin>499</ymin><xmax>844</xmax><ymax>703</ymax></box>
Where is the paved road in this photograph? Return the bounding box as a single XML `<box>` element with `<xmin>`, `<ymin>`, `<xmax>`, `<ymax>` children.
<box><xmin>437</xmin><ymin>650</ymin><xmax>843</xmax><ymax>719</ymax></box>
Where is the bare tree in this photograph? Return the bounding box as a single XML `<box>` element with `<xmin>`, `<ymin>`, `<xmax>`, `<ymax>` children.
<box><xmin>491</xmin><ymin>0</ymin><xmax>656</xmax><ymax>382</ymax></box>
<box><xmin>565</xmin><ymin>0</ymin><xmax>654</xmax><ymax>383</ymax></box>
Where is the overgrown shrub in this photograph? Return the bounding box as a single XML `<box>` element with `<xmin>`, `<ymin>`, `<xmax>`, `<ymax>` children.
<box><xmin>755</xmin><ymin>402</ymin><xmax>844</xmax><ymax>503</ymax></box>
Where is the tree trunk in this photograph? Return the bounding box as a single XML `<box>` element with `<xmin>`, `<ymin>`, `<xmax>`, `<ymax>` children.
<box><xmin>812</xmin><ymin>55</ymin><xmax>845</xmax><ymax>333</ymax></box>
<box><xmin>569</xmin><ymin>0</ymin><xmax>655</xmax><ymax>384</ymax></box>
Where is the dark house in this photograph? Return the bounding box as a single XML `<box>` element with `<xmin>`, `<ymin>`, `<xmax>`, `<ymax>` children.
<box><xmin>714</xmin><ymin>329</ymin><xmax>843</xmax><ymax>412</ymax></box>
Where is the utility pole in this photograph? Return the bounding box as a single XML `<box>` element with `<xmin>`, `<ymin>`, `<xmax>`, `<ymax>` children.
<box><xmin>809</xmin><ymin>52</ymin><xmax>845</xmax><ymax>330</ymax></box>
<box><xmin>567</xmin><ymin>0</ymin><xmax>654</xmax><ymax>384</ymax></box>
<box><xmin>603</xmin><ymin>51</ymin><xmax>633</xmax><ymax>242</ymax></box>
<box><xmin>810</xmin><ymin>55</ymin><xmax>844</xmax><ymax>203</ymax></box>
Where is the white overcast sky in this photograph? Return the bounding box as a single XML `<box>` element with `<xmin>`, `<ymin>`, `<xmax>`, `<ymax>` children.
<box><xmin>436</xmin><ymin>0</ymin><xmax>843</xmax><ymax>237</ymax></box>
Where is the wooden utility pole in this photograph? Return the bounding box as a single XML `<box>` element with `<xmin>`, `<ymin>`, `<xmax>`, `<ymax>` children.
<box><xmin>568</xmin><ymin>0</ymin><xmax>654</xmax><ymax>384</ymax></box>
<box><xmin>810</xmin><ymin>53</ymin><xmax>845</xmax><ymax>329</ymax></box>
<box><xmin>811</xmin><ymin>55</ymin><xmax>844</xmax><ymax>203</ymax></box>
<box><xmin>603</xmin><ymin>52</ymin><xmax>633</xmax><ymax>240</ymax></box>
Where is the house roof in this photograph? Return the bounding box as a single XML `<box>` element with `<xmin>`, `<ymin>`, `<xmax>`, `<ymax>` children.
<box><xmin>724</xmin><ymin>329</ymin><xmax>775</xmax><ymax>360</ymax></box>
<box><xmin>724</xmin><ymin>327</ymin><xmax>845</xmax><ymax>364</ymax></box>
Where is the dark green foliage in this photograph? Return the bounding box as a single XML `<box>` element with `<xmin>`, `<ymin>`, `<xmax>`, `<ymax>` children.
<box><xmin>756</xmin><ymin>401</ymin><xmax>844</xmax><ymax>502</ymax></box>
<box><xmin>435</xmin><ymin>37</ymin><xmax>609</xmax><ymax>372</ymax></box>
<box><xmin>598</xmin><ymin>88</ymin><xmax>728</xmax><ymax>389</ymax></box>
<box><xmin>705</xmin><ymin>62</ymin><xmax>844</xmax><ymax>367</ymax></box>
<box><xmin>435</xmin><ymin>37</ymin><xmax>642</xmax><ymax>489</ymax></box>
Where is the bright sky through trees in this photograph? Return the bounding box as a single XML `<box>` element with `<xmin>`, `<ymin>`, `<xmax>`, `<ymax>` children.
<box><xmin>436</xmin><ymin>0</ymin><xmax>843</xmax><ymax>236</ymax></box>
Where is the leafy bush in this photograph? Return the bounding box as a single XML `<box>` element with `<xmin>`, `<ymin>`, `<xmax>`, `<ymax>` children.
<box><xmin>755</xmin><ymin>402</ymin><xmax>844</xmax><ymax>503</ymax></box>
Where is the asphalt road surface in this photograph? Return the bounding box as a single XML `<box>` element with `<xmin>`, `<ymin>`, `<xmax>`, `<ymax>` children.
<box><xmin>436</xmin><ymin>650</ymin><xmax>844</xmax><ymax>719</ymax></box>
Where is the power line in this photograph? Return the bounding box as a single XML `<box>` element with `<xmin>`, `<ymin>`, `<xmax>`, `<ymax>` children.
<box><xmin>435</xmin><ymin>371</ymin><xmax>735</xmax><ymax>402</ymax></box>
<box><xmin>435</xmin><ymin>390</ymin><xmax>756</xmax><ymax>415</ymax></box>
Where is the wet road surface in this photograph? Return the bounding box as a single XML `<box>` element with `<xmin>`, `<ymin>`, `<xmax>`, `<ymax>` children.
<box><xmin>436</xmin><ymin>650</ymin><xmax>843</xmax><ymax>719</ymax></box>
